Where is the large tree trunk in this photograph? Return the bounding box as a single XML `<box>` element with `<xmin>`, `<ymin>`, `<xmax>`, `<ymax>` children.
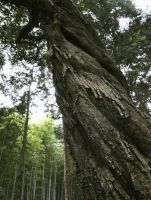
<box><xmin>46</xmin><ymin>1</ymin><xmax>151</xmax><ymax>199</ymax></box>
<box><xmin>1</xmin><ymin>0</ymin><xmax>151</xmax><ymax>199</ymax></box>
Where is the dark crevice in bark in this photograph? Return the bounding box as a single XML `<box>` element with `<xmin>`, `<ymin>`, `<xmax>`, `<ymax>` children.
<box><xmin>86</xmin><ymin>89</ymin><xmax>151</xmax><ymax>158</ymax></box>
<box><xmin>61</xmin><ymin>27</ymin><xmax>129</xmax><ymax>93</ymax></box>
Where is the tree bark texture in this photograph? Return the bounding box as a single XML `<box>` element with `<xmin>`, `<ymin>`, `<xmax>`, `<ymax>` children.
<box><xmin>1</xmin><ymin>0</ymin><xmax>151</xmax><ymax>199</ymax></box>
<box><xmin>46</xmin><ymin>1</ymin><xmax>151</xmax><ymax>199</ymax></box>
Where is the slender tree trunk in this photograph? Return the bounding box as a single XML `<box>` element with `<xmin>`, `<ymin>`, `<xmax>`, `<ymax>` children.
<box><xmin>28</xmin><ymin>167</ymin><xmax>33</xmax><ymax>200</ymax></box>
<box><xmin>14</xmin><ymin>89</ymin><xmax>31</xmax><ymax>200</ymax></box>
<box><xmin>41</xmin><ymin>163</ymin><xmax>45</xmax><ymax>200</ymax></box>
<box><xmin>27</xmin><ymin>184</ymin><xmax>29</xmax><ymax>200</ymax></box>
<box><xmin>60</xmin><ymin>179</ymin><xmax>64</xmax><ymax>200</ymax></box>
<box><xmin>11</xmin><ymin>164</ymin><xmax>17</xmax><ymax>200</ymax></box>
<box><xmin>21</xmin><ymin>174</ymin><xmax>25</xmax><ymax>200</ymax></box>
<box><xmin>48</xmin><ymin>167</ymin><xmax>52</xmax><ymax>200</ymax></box>
<box><xmin>0</xmin><ymin>134</ymin><xmax>5</xmax><ymax>162</ymax></box>
<box><xmin>33</xmin><ymin>167</ymin><xmax>37</xmax><ymax>200</ymax></box>
<box><xmin>5</xmin><ymin>182</ymin><xmax>10</xmax><ymax>200</ymax></box>
<box><xmin>53</xmin><ymin>165</ymin><xmax>57</xmax><ymax>200</ymax></box>
<box><xmin>63</xmin><ymin>124</ymin><xmax>72</xmax><ymax>200</ymax></box>
<box><xmin>1</xmin><ymin>0</ymin><xmax>151</xmax><ymax>199</ymax></box>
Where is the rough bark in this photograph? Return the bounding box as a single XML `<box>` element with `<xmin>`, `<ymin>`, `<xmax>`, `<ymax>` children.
<box><xmin>1</xmin><ymin>0</ymin><xmax>151</xmax><ymax>199</ymax></box>
<box><xmin>47</xmin><ymin>1</ymin><xmax>151</xmax><ymax>199</ymax></box>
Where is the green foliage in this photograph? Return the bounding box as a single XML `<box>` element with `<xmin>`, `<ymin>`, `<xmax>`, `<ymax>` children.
<box><xmin>0</xmin><ymin>111</ymin><xmax>64</xmax><ymax>200</ymax></box>
<box><xmin>0</xmin><ymin>108</ymin><xmax>23</xmax><ymax>199</ymax></box>
<box><xmin>75</xmin><ymin>0</ymin><xmax>151</xmax><ymax>114</ymax></box>
<box><xmin>112</xmin><ymin>14</ymin><xmax>151</xmax><ymax>113</ymax></box>
<box><xmin>75</xmin><ymin>0</ymin><xmax>139</xmax><ymax>47</ymax></box>
<box><xmin>0</xmin><ymin>4</ymin><xmax>51</xmax><ymax>109</ymax></box>
<box><xmin>28</xmin><ymin>117</ymin><xmax>63</xmax><ymax>163</ymax></box>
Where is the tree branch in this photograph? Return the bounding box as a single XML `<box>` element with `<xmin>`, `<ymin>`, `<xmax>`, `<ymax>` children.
<box><xmin>0</xmin><ymin>0</ymin><xmax>32</xmax><ymax>8</ymax></box>
<box><xmin>16</xmin><ymin>20</ymin><xmax>45</xmax><ymax>44</ymax></box>
<box><xmin>24</xmin><ymin>34</ymin><xmax>45</xmax><ymax>41</ymax></box>
<box><xmin>0</xmin><ymin>0</ymin><xmax>54</xmax><ymax>11</ymax></box>
<box><xmin>16</xmin><ymin>21</ymin><xmax>34</xmax><ymax>44</ymax></box>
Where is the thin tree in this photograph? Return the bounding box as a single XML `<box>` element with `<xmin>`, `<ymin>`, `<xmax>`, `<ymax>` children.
<box><xmin>32</xmin><ymin>167</ymin><xmax>37</xmax><ymax>200</ymax></box>
<box><xmin>13</xmin><ymin>90</ymin><xmax>30</xmax><ymax>200</ymax></box>
<box><xmin>48</xmin><ymin>167</ymin><xmax>52</xmax><ymax>200</ymax></box>
<box><xmin>13</xmin><ymin>69</ymin><xmax>33</xmax><ymax>200</ymax></box>
<box><xmin>0</xmin><ymin>0</ymin><xmax>151</xmax><ymax>199</ymax></box>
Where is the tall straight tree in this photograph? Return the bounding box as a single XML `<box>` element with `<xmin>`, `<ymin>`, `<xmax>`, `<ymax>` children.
<box><xmin>13</xmin><ymin>68</ymin><xmax>33</xmax><ymax>200</ymax></box>
<box><xmin>14</xmin><ymin>89</ymin><xmax>31</xmax><ymax>200</ymax></box>
<box><xmin>0</xmin><ymin>0</ymin><xmax>151</xmax><ymax>199</ymax></box>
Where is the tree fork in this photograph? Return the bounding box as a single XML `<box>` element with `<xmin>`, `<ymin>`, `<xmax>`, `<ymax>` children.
<box><xmin>1</xmin><ymin>0</ymin><xmax>151</xmax><ymax>199</ymax></box>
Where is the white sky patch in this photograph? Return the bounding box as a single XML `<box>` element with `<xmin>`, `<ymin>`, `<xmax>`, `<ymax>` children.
<box><xmin>0</xmin><ymin>92</ymin><xmax>13</xmax><ymax>107</ymax></box>
<box><xmin>30</xmin><ymin>100</ymin><xmax>48</xmax><ymax>122</ymax></box>
<box><xmin>119</xmin><ymin>17</ymin><xmax>132</xmax><ymax>31</ymax></box>
<box><xmin>119</xmin><ymin>0</ymin><xmax>151</xmax><ymax>31</ymax></box>
<box><xmin>132</xmin><ymin>0</ymin><xmax>151</xmax><ymax>13</ymax></box>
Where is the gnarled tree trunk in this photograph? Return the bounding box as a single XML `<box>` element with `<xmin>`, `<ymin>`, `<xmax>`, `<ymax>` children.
<box><xmin>1</xmin><ymin>0</ymin><xmax>151</xmax><ymax>199</ymax></box>
<box><xmin>47</xmin><ymin>1</ymin><xmax>151</xmax><ymax>199</ymax></box>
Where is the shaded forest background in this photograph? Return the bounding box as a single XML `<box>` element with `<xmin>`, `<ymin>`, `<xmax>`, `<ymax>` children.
<box><xmin>0</xmin><ymin>0</ymin><xmax>151</xmax><ymax>199</ymax></box>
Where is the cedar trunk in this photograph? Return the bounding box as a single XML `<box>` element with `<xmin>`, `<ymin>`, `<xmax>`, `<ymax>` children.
<box><xmin>1</xmin><ymin>0</ymin><xmax>151</xmax><ymax>199</ymax></box>
<box><xmin>47</xmin><ymin>1</ymin><xmax>151</xmax><ymax>199</ymax></box>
